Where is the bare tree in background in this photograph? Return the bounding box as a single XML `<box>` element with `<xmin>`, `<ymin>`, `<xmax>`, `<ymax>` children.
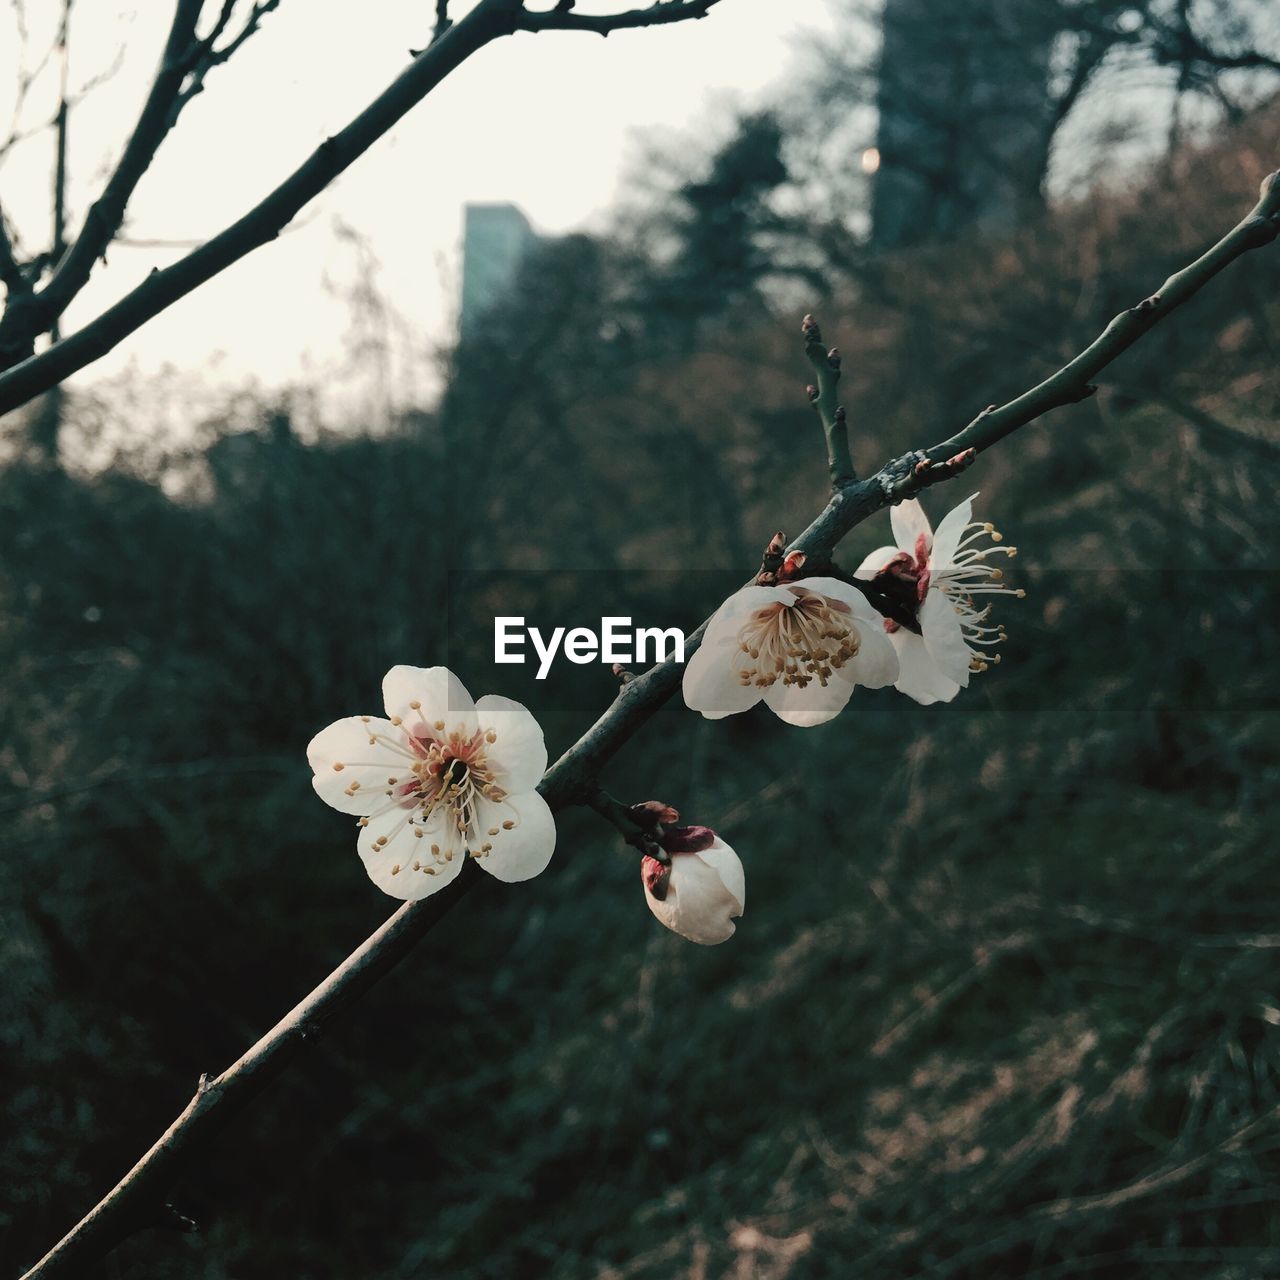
<box><xmin>810</xmin><ymin>0</ymin><xmax>1280</xmax><ymax>248</ymax></box>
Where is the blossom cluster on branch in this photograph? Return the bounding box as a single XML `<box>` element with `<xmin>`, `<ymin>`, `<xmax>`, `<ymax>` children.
<box><xmin>308</xmin><ymin>483</ymin><xmax>1022</xmax><ymax>945</ymax></box>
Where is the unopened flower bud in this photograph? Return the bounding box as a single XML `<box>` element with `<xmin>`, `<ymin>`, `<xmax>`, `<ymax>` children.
<box><xmin>628</xmin><ymin>799</ymin><xmax>680</xmax><ymax>829</ymax></box>
<box><xmin>641</xmin><ymin>832</ymin><xmax>745</xmax><ymax>945</ymax></box>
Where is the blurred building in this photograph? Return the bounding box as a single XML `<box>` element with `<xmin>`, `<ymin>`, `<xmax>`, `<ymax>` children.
<box><xmin>870</xmin><ymin>0</ymin><xmax>1054</xmax><ymax>248</ymax></box>
<box><xmin>459</xmin><ymin>203</ymin><xmax>538</xmax><ymax>338</ymax></box>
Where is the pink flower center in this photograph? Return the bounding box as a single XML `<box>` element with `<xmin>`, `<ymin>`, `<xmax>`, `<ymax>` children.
<box><xmin>396</xmin><ymin>724</ymin><xmax>506</xmax><ymax>838</ymax></box>
<box><xmin>872</xmin><ymin>533</ymin><xmax>931</xmax><ymax>634</ymax></box>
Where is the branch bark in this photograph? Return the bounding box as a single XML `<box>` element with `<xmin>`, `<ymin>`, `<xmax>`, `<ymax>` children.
<box><xmin>19</xmin><ymin>167</ymin><xmax>1278</xmax><ymax>1280</ymax></box>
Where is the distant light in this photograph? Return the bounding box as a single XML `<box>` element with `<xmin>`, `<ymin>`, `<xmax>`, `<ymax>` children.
<box><xmin>861</xmin><ymin>147</ymin><xmax>881</xmax><ymax>175</ymax></box>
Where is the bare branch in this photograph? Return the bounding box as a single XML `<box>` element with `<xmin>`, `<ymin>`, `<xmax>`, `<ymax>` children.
<box><xmin>517</xmin><ymin>0</ymin><xmax>725</xmax><ymax>37</ymax></box>
<box><xmin>0</xmin><ymin>0</ymin><xmax>286</xmax><ymax>370</ymax></box>
<box><xmin>0</xmin><ymin>0</ymin><xmax>727</xmax><ymax>415</ymax></box>
<box><xmin>0</xmin><ymin>0</ymin><xmax>204</xmax><ymax>368</ymax></box>
<box><xmin>15</xmin><ymin>170</ymin><xmax>1280</xmax><ymax>1280</ymax></box>
<box><xmin>177</xmin><ymin>0</ymin><xmax>283</xmax><ymax>109</ymax></box>
<box><xmin>802</xmin><ymin>312</ymin><xmax>854</xmax><ymax>488</ymax></box>
<box><xmin>913</xmin><ymin>169</ymin><xmax>1280</xmax><ymax>471</ymax></box>
<box><xmin>18</xmin><ymin>867</ymin><xmax>483</xmax><ymax>1280</ymax></box>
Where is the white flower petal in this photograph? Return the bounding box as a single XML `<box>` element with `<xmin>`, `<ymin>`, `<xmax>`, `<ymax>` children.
<box><xmin>475</xmin><ymin>694</ymin><xmax>547</xmax><ymax>795</ymax></box>
<box><xmin>644</xmin><ymin>845</ymin><xmax>744</xmax><ymax>945</ymax></box>
<box><xmin>683</xmin><ymin>635</ymin><xmax>766</xmax><ymax>719</ymax></box>
<box><xmin>801</xmin><ymin>576</ymin><xmax>886</xmax><ymax>625</ymax></box>
<box><xmin>928</xmin><ymin>492</ymin><xmax>979</xmax><ymax>569</ymax></box>
<box><xmin>473</xmin><ymin>790</ymin><xmax>556</xmax><ymax>883</ymax></box>
<box><xmin>890</xmin><ymin>629</ymin><xmax>961</xmax><ymax>705</ymax></box>
<box><xmin>357</xmin><ymin>805</ymin><xmax>465</xmax><ymax>901</ymax></box>
<box><xmin>921</xmin><ymin>589</ymin><xmax>972</xmax><ymax>687</ymax></box>
<box><xmin>682</xmin><ymin>591</ymin><xmax>782</xmax><ymax>721</ymax></box>
<box><xmin>891</xmin><ymin>498</ymin><xmax>933</xmax><ymax>556</ymax></box>
<box><xmin>762</xmin><ymin>667</ymin><xmax>857</xmax><ymax>726</ymax></box>
<box><xmin>855</xmin><ymin>545</ymin><xmax>901</xmax><ymax>579</ymax></box>
<box><xmin>697</xmin><ymin>837</ymin><xmax>745</xmax><ymax>913</ymax></box>
<box><xmin>307</xmin><ymin>716</ymin><xmax>411</xmax><ymax>816</ymax></box>
<box><xmin>844</xmin><ymin>621</ymin><xmax>900</xmax><ymax>689</ymax></box>
<box><xmin>382</xmin><ymin>665</ymin><xmax>477</xmax><ymax>736</ymax></box>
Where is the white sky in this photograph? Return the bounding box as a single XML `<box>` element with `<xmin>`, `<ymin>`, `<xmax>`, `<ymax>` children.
<box><xmin>0</xmin><ymin>1</ymin><xmax>841</xmax><ymax>412</ymax></box>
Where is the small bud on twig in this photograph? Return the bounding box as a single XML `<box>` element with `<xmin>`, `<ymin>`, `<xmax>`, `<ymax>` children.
<box><xmin>628</xmin><ymin>800</ymin><xmax>680</xmax><ymax>829</ymax></box>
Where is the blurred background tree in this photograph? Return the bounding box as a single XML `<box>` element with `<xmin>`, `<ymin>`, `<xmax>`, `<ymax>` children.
<box><xmin>3</xmin><ymin>3</ymin><xmax>1280</xmax><ymax>1278</ymax></box>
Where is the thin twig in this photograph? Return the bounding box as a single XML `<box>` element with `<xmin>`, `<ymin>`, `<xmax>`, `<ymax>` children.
<box><xmin>432</xmin><ymin>0</ymin><xmax>452</xmax><ymax>44</ymax></box>
<box><xmin>517</xmin><ymin>0</ymin><xmax>725</xmax><ymax>36</ymax></box>
<box><xmin>913</xmin><ymin>170</ymin><xmax>1280</xmax><ymax>473</ymax></box>
<box><xmin>802</xmin><ymin>312</ymin><xmax>855</xmax><ymax>488</ymax></box>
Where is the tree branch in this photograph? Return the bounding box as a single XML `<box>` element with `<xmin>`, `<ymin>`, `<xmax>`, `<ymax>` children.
<box><xmin>517</xmin><ymin>0</ymin><xmax>725</xmax><ymax>37</ymax></box>
<box><xmin>176</xmin><ymin>0</ymin><xmax>283</xmax><ymax>109</ymax></box>
<box><xmin>0</xmin><ymin>0</ymin><xmax>205</xmax><ymax>368</ymax></box>
<box><xmin>915</xmin><ymin>169</ymin><xmax>1280</xmax><ymax>470</ymax></box>
<box><xmin>17</xmin><ymin>137</ymin><xmax>1278</xmax><ymax>1280</ymax></box>
<box><xmin>0</xmin><ymin>0</ymin><xmax>728</xmax><ymax>417</ymax></box>
<box><xmin>18</xmin><ymin>867</ymin><xmax>484</xmax><ymax>1280</ymax></box>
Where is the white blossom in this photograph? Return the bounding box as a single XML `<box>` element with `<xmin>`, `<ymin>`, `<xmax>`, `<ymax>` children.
<box><xmin>682</xmin><ymin>578</ymin><xmax>899</xmax><ymax>727</ymax></box>
<box><xmin>856</xmin><ymin>492</ymin><xmax>1022</xmax><ymax>704</ymax></box>
<box><xmin>308</xmin><ymin>666</ymin><xmax>555</xmax><ymax>900</ymax></box>
<box><xmin>642</xmin><ymin>833</ymin><xmax>745</xmax><ymax>945</ymax></box>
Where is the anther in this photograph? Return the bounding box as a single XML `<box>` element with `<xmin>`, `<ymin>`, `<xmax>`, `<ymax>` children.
<box><xmin>391</xmin><ymin>864</ymin><xmax>401</xmax><ymax>875</ymax></box>
<box><xmin>332</xmin><ymin>762</ymin><xmax>345</xmax><ymax>772</ymax></box>
<box><xmin>502</xmin><ymin>820</ymin><xmax>515</xmax><ymax>830</ymax></box>
<box><xmin>409</xmin><ymin>700</ymin><xmax>421</xmax><ymax>710</ymax></box>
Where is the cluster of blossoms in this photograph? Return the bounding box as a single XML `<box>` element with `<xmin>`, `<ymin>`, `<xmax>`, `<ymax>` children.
<box><xmin>683</xmin><ymin>493</ymin><xmax>1020</xmax><ymax>721</ymax></box>
<box><xmin>308</xmin><ymin>495</ymin><xmax>1020</xmax><ymax>945</ymax></box>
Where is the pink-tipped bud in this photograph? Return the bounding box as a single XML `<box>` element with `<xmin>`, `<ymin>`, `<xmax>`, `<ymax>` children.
<box><xmin>629</xmin><ymin>799</ymin><xmax>680</xmax><ymax>829</ymax></box>
<box><xmin>778</xmin><ymin>550</ymin><xmax>807</xmax><ymax>582</ymax></box>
